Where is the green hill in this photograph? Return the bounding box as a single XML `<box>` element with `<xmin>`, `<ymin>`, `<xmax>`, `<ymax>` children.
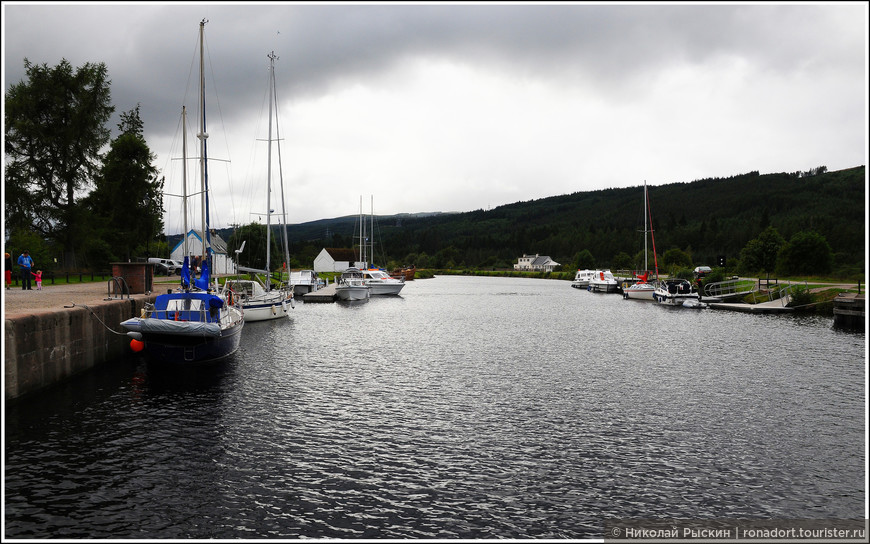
<box><xmin>207</xmin><ymin>165</ymin><xmax>865</xmax><ymax>275</ymax></box>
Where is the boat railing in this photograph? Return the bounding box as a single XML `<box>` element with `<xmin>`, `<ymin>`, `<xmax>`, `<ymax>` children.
<box><xmin>147</xmin><ymin>307</ymin><xmax>214</xmax><ymax>323</ymax></box>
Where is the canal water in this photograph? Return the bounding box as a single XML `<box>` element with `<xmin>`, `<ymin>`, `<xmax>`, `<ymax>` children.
<box><xmin>4</xmin><ymin>275</ymin><xmax>865</xmax><ymax>539</ymax></box>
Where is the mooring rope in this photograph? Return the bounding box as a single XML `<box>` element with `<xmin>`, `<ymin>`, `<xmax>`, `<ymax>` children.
<box><xmin>63</xmin><ymin>303</ymin><xmax>128</xmax><ymax>336</ymax></box>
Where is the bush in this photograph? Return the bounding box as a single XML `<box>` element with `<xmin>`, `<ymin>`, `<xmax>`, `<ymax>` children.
<box><xmin>787</xmin><ymin>285</ymin><xmax>814</xmax><ymax>307</ymax></box>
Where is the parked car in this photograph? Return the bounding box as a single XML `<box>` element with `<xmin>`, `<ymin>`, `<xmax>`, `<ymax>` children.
<box><xmin>693</xmin><ymin>265</ymin><xmax>713</xmax><ymax>279</ymax></box>
<box><xmin>148</xmin><ymin>258</ymin><xmax>183</xmax><ymax>276</ymax></box>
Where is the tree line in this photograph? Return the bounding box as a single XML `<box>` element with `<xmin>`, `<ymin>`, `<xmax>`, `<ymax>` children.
<box><xmin>5</xmin><ymin>59</ymin><xmax>165</xmax><ymax>274</ymax></box>
<box><xmin>276</xmin><ymin>166</ymin><xmax>864</xmax><ymax>279</ymax></box>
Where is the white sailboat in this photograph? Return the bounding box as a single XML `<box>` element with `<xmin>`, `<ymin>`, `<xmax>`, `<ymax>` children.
<box><xmin>121</xmin><ymin>19</ymin><xmax>244</xmax><ymax>363</ymax></box>
<box><xmin>231</xmin><ymin>51</ymin><xmax>295</xmax><ymax>321</ymax></box>
<box><xmin>623</xmin><ymin>181</ymin><xmax>658</xmax><ymax>301</ymax></box>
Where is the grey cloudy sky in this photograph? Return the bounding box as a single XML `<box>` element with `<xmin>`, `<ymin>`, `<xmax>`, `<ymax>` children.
<box><xmin>3</xmin><ymin>2</ymin><xmax>867</xmax><ymax>234</ymax></box>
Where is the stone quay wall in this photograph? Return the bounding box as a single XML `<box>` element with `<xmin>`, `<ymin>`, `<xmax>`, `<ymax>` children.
<box><xmin>4</xmin><ymin>296</ymin><xmax>155</xmax><ymax>401</ymax></box>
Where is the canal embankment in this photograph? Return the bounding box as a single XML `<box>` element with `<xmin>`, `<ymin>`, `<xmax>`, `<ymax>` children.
<box><xmin>3</xmin><ymin>282</ymin><xmax>159</xmax><ymax>402</ymax></box>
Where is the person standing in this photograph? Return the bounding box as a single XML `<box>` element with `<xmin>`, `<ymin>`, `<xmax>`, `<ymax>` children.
<box><xmin>17</xmin><ymin>251</ymin><xmax>33</xmax><ymax>290</ymax></box>
<box><xmin>32</xmin><ymin>269</ymin><xmax>43</xmax><ymax>290</ymax></box>
<box><xmin>4</xmin><ymin>252</ymin><xmax>12</xmax><ymax>289</ymax></box>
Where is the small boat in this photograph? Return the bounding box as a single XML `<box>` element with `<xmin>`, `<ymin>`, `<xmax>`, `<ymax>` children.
<box><xmin>571</xmin><ymin>269</ymin><xmax>596</xmax><ymax>289</ymax></box>
<box><xmin>335</xmin><ymin>267</ymin><xmax>371</xmax><ymax>301</ymax></box>
<box><xmin>682</xmin><ymin>299</ymin><xmax>709</xmax><ymax>309</ymax></box>
<box><xmin>653</xmin><ymin>278</ymin><xmax>701</xmax><ymax>306</ymax></box>
<box><xmin>390</xmin><ymin>266</ymin><xmax>416</xmax><ymax>281</ymax></box>
<box><xmin>588</xmin><ymin>270</ymin><xmax>618</xmax><ymax>293</ymax></box>
<box><xmin>361</xmin><ymin>267</ymin><xmax>405</xmax><ymax>295</ymax></box>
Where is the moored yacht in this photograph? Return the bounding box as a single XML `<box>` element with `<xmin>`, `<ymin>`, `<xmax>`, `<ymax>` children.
<box><xmin>225</xmin><ymin>278</ymin><xmax>293</xmax><ymax>321</ymax></box>
<box><xmin>653</xmin><ymin>278</ymin><xmax>701</xmax><ymax>305</ymax></box>
<box><xmin>622</xmin><ymin>272</ymin><xmax>656</xmax><ymax>301</ymax></box>
<box><xmin>588</xmin><ymin>270</ymin><xmax>618</xmax><ymax>293</ymax></box>
<box><xmin>335</xmin><ymin>267</ymin><xmax>371</xmax><ymax>301</ymax></box>
<box><xmin>120</xmin><ymin>21</ymin><xmax>244</xmax><ymax>364</ymax></box>
<box><xmin>571</xmin><ymin>269</ymin><xmax>596</xmax><ymax>289</ymax></box>
<box><xmin>361</xmin><ymin>267</ymin><xmax>405</xmax><ymax>295</ymax></box>
<box><xmin>288</xmin><ymin>269</ymin><xmax>323</xmax><ymax>296</ymax></box>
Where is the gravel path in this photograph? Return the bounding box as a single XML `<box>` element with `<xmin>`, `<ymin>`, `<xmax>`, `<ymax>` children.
<box><xmin>2</xmin><ymin>279</ymin><xmax>175</xmax><ymax>318</ymax></box>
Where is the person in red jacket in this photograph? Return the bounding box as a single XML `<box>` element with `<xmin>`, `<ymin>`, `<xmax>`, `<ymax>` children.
<box><xmin>4</xmin><ymin>252</ymin><xmax>12</xmax><ymax>290</ymax></box>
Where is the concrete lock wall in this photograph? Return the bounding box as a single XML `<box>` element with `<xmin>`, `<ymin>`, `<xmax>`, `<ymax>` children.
<box><xmin>4</xmin><ymin>297</ymin><xmax>154</xmax><ymax>401</ymax></box>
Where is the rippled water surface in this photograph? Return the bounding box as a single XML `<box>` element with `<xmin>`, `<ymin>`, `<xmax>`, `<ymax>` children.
<box><xmin>4</xmin><ymin>276</ymin><xmax>866</xmax><ymax>538</ymax></box>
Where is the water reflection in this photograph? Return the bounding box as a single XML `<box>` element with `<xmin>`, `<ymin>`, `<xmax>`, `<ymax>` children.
<box><xmin>4</xmin><ymin>276</ymin><xmax>865</xmax><ymax>538</ymax></box>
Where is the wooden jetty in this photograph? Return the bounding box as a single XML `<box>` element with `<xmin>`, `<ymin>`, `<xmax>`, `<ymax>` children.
<box><xmin>833</xmin><ymin>292</ymin><xmax>865</xmax><ymax>328</ymax></box>
<box><xmin>302</xmin><ymin>283</ymin><xmax>337</xmax><ymax>303</ymax></box>
<box><xmin>707</xmin><ymin>296</ymin><xmax>794</xmax><ymax>314</ymax></box>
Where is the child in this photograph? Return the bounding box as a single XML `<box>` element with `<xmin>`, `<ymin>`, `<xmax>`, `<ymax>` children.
<box><xmin>4</xmin><ymin>252</ymin><xmax>11</xmax><ymax>290</ymax></box>
<box><xmin>31</xmin><ymin>269</ymin><xmax>43</xmax><ymax>290</ymax></box>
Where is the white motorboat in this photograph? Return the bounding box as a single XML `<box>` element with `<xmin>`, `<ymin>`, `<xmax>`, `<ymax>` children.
<box><xmin>571</xmin><ymin>269</ymin><xmax>596</xmax><ymax>289</ymax></box>
<box><xmin>653</xmin><ymin>278</ymin><xmax>701</xmax><ymax>305</ymax></box>
<box><xmin>361</xmin><ymin>268</ymin><xmax>404</xmax><ymax>295</ymax></box>
<box><xmin>288</xmin><ymin>269</ymin><xmax>323</xmax><ymax>296</ymax></box>
<box><xmin>335</xmin><ymin>268</ymin><xmax>371</xmax><ymax>301</ymax></box>
<box><xmin>589</xmin><ymin>270</ymin><xmax>618</xmax><ymax>293</ymax></box>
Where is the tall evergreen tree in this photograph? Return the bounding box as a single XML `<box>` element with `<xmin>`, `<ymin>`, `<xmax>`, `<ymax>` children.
<box><xmin>4</xmin><ymin>58</ymin><xmax>114</xmax><ymax>268</ymax></box>
<box><xmin>85</xmin><ymin>105</ymin><xmax>163</xmax><ymax>264</ymax></box>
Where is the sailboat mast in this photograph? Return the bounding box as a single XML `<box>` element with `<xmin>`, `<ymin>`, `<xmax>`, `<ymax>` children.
<box><xmin>359</xmin><ymin>196</ymin><xmax>366</xmax><ymax>268</ymax></box>
<box><xmin>265</xmin><ymin>51</ymin><xmax>277</xmax><ymax>289</ymax></box>
<box><xmin>643</xmin><ymin>180</ymin><xmax>648</xmax><ymax>273</ymax></box>
<box><xmin>370</xmin><ymin>195</ymin><xmax>374</xmax><ymax>268</ymax></box>
<box><xmin>273</xmin><ymin>58</ymin><xmax>291</xmax><ymax>276</ymax></box>
<box><xmin>182</xmin><ymin>106</ymin><xmax>189</xmax><ymax>258</ymax></box>
<box><xmin>197</xmin><ymin>18</ymin><xmax>211</xmax><ymax>268</ymax></box>
<box><xmin>648</xmin><ymin>185</ymin><xmax>659</xmax><ymax>279</ymax></box>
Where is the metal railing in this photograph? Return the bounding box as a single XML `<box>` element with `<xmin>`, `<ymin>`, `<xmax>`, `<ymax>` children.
<box><xmin>106</xmin><ymin>276</ymin><xmax>131</xmax><ymax>300</ymax></box>
<box><xmin>703</xmin><ymin>278</ymin><xmax>758</xmax><ymax>299</ymax></box>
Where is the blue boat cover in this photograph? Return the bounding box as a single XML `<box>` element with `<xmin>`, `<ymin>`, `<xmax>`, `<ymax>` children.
<box><xmin>181</xmin><ymin>256</ymin><xmax>191</xmax><ymax>289</ymax></box>
<box><xmin>194</xmin><ymin>258</ymin><xmax>210</xmax><ymax>291</ymax></box>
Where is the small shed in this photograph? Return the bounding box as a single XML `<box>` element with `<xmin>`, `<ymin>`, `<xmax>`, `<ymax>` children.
<box><xmin>313</xmin><ymin>248</ymin><xmax>364</xmax><ymax>273</ymax></box>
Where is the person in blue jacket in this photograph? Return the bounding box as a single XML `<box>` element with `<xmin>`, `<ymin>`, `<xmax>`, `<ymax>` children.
<box><xmin>17</xmin><ymin>251</ymin><xmax>33</xmax><ymax>290</ymax></box>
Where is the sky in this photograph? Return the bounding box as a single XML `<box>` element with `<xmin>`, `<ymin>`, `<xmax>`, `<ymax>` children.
<box><xmin>3</xmin><ymin>1</ymin><xmax>868</xmax><ymax>235</ymax></box>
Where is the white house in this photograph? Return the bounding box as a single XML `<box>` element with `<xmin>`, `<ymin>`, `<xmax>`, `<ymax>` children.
<box><xmin>313</xmin><ymin>248</ymin><xmax>364</xmax><ymax>273</ymax></box>
<box><xmin>170</xmin><ymin>229</ymin><xmax>234</xmax><ymax>274</ymax></box>
<box><xmin>514</xmin><ymin>254</ymin><xmax>561</xmax><ymax>272</ymax></box>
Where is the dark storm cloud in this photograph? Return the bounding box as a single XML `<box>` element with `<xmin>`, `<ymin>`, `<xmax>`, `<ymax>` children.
<box><xmin>3</xmin><ymin>2</ymin><xmax>866</xmax><ymax>224</ymax></box>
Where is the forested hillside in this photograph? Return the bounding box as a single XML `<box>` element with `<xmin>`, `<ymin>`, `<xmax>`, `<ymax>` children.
<box><xmin>222</xmin><ymin>166</ymin><xmax>865</xmax><ymax>275</ymax></box>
